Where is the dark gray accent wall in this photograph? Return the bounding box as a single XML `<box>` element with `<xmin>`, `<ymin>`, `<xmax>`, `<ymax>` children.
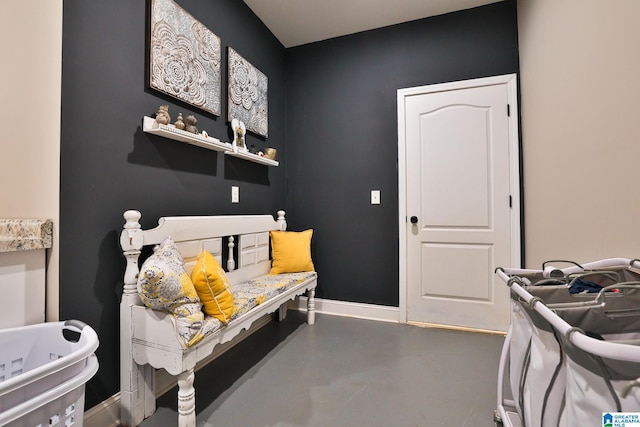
<box><xmin>284</xmin><ymin>1</ymin><xmax>519</xmax><ymax>306</ymax></box>
<box><xmin>61</xmin><ymin>0</ymin><xmax>286</xmax><ymax>408</ymax></box>
<box><xmin>61</xmin><ymin>0</ymin><xmax>518</xmax><ymax>411</ymax></box>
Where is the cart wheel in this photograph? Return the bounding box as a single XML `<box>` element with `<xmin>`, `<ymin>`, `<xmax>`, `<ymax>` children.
<box><xmin>493</xmin><ymin>410</ymin><xmax>503</xmax><ymax>427</ymax></box>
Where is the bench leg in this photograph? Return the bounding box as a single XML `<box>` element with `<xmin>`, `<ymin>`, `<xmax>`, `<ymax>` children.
<box><xmin>121</xmin><ymin>301</ymin><xmax>155</xmax><ymax>426</ymax></box>
<box><xmin>306</xmin><ymin>288</ymin><xmax>316</xmax><ymax>325</ymax></box>
<box><xmin>177</xmin><ymin>368</ymin><xmax>196</xmax><ymax>427</ymax></box>
<box><xmin>121</xmin><ymin>361</ymin><xmax>152</xmax><ymax>426</ymax></box>
<box><xmin>277</xmin><ymin>302</ymin><xmax>288</xmax><ymax>321</ymax></box>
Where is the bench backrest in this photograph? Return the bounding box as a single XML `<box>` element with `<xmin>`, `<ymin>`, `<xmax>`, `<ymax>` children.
<box><xmin>120</xmin><ymin>210</ymin><xmax>287</xmax><ymax>299</ymax></box>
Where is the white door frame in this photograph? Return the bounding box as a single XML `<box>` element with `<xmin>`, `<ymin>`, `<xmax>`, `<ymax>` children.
<box><xmin>397</xmin><ymin>74</ymin><xmax>521</xmax><ymax>324</ymax></box>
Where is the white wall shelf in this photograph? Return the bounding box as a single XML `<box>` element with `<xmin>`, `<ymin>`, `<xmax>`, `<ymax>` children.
<box><xmin>143</xmin><ymin>116</ymin><xmax>231</xmax><ymax>152</ymax></box>
<box><xmin>225</xmin><ymin>150</ymin><xmax>279</xmax><ymax>166</ymax></box>
<box><xmin>142</xmin><ymin>116</ymin><xmax>278</xmax><ymax>166</ymax></box>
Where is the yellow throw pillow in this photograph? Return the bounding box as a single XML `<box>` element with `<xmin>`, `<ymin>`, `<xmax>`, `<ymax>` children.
<box><xmin>269</xmin><ymin>229</ymin><xmax>315</xmax><ymax>274</ymax></box>
<box><xmin>191</xmin><ymin>251</ymin><xmax>237</xmax><ymax>324</ymax></box>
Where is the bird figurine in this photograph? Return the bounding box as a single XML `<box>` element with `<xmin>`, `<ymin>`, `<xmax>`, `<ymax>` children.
<box><xmin>184</xmin><ymin>115</ymin><xmax>198</xmax><ymax>134</ymax></box>
<box><xmin>155</xmin><ymin>105</ymin><xmax>171</xmax><ymax>125</ymax></box>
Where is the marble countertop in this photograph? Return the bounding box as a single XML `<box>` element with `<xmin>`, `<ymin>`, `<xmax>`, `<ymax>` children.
<box><xmin>0</xmin><ymin>219</ymin><xmax>53</xmax><ymax>252</ymax></box>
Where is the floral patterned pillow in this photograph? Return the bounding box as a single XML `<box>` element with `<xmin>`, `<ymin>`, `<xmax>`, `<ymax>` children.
<box><xmin>137</xmin><ymin>237</ymin><xmax>204</xmax><ymax>347</ymax></box>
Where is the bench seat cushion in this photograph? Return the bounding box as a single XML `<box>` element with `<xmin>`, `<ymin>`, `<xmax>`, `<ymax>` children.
<box><xmin>232</xmin><ymin>272</ymin><xmax>318</xmax><ymax>319</ymax></box>
<box><xmin>176</xmin><ymin>272</ymin><xmax>317</xmax><ymax>348</ymax></box>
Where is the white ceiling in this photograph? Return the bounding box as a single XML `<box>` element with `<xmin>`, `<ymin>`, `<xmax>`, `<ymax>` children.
<box><xmin>243</xmin><ymin>0</ymin><xmax>503</xmax><ymax>48</ymax></box>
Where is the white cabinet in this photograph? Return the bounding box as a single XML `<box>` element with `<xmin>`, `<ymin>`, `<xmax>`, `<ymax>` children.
<box><xmin>0</xmin><ymin>250</ymin><xmax>46</xmax><ymax>328</ymax></box>
<box><xmin>0</xmin><ymin>219</ymin><xmax>52</xmax><ymax>328</ymax></box>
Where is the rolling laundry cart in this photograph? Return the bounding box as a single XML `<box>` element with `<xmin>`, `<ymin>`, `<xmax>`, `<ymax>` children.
<box><xmin>0</xmin><ymin>320</ymin><xmax>99</xmax><ymax>426</ymax></box>
<box><xmin>494</xmin><ymin>258</ymin><xmax>640</xmax><ymax>427</ymax></box>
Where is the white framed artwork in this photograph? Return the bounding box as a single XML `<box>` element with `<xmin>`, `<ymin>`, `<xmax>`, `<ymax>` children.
<box><xmin>149</xmin><ymin>0</ymin><xmax>221</xmax><ymax>116</ymax></box>
<box><xmin>227</xmin><ymin>47</ymin><xmax>268</xmax><ymax>138</ymax></box>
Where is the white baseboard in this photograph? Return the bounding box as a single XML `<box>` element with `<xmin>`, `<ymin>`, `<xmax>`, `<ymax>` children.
<box><xmin>83</xmin><ymin>392</ymin><xmax>121</xmax><ymax>427</ymax></box>
<box><xmin>84</xmin><ymin>300</ymin><xmax>399</xmax><ymax>426</ymax></box>
<box><xmin>288</xmin><ymin>297</ymin><xmax>399</xmax><ymax>323</ymax></box>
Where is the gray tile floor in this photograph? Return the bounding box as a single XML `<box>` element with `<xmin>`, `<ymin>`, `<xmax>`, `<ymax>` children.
<box><xmin>141</xmin><ymin>312</ymin><xmax>504</xmax><ymax>426</ymax></box>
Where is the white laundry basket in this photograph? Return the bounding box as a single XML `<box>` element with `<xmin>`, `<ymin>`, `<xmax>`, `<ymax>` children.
<box><xmin>0</xmin><ymin>320</ymin><xmax>99</xmax><ymax>426</ymax></box>
<box><xmin>495</xmin><ymin>258</ymin><xmax>640</xmax><ymax>427</ymax></box>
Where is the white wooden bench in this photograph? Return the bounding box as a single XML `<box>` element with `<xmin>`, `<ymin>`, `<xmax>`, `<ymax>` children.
<box><xmin>119</xmin><ymin>210</ymin><xmax>317</xmax><ymax>426</ymax></box>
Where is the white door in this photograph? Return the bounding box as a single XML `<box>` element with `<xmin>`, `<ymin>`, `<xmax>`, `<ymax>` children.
<box><xmin>398</xmin><ymin>75</ymin><xmax>520</xmax><ymax>332</ymax></box>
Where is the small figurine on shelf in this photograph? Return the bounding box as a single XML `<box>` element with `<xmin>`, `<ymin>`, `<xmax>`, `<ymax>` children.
<box><xmin>174</xmin><ymin>113</ymin><xmax>185</xmax><ymax>130</ymax></box>
<box><xmin>263</xmin><ymin>147</ymin><xmax>277</xmax><ymax>160</ymax></box>
<box><xmin>231</xmin><ymin>118</ymin><xmax>247</xmax><ymax>153</ymax></box>
<box><xmin>155</xmin><ymin>105</ymin><xmax>171</xmax><ymax>126</ymax></box>
<box><xmin>184</xmin><ymin>115</ymin><xmax>198</xmax><ymax>134</ymax></box>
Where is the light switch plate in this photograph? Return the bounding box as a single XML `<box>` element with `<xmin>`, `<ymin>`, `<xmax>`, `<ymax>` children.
<box><xmin>371</xmin><ymin>190</ymin><xmax>380</xmax><ymax>205</ymax></box>
<box><xmin>232</xmin><ymin>186</ymin><xmax>239</xmax><ymax>203</ymax></box>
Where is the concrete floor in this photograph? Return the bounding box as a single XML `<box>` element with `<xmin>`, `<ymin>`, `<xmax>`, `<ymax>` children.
<box><xmin>141</xmin><ymin>312</ymin><xmax>504</xmax><ymax>426</ymax></box>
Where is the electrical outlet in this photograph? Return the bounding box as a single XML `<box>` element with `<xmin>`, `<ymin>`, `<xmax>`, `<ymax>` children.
<box><xmin>371</xmin><ymin>190</ymin><xmax>381</xmax><ymax>205</ymax></box>
<box><xmin>232</xmin><ymin>186</ymin><xmax>239</xmax><ymax>203</ymax></box>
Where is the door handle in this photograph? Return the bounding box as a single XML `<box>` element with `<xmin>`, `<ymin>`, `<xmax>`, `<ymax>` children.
<box><xmin>410</xmin><ymin>216</ymin><xmax>418</xmax><ymax>224</ymax></box>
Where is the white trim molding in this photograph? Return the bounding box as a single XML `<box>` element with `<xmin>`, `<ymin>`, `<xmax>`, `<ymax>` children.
<box><xmin>288</xmin><ymin>297</ymin><xmax>399</xmax><ymax>323</ymax></box>
<box><xmin>83</xmin><ymin>393</ymin><xmax>121</xmax><ymax>427</ymax></box>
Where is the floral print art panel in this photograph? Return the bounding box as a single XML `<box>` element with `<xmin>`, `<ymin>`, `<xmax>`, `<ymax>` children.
<box><xmin>227</xmin><ymin>47</ymin><xmax>268</xmax><ymax>138</ymax></box>
<box><xmin>149</xmin><ymin>0</ymin><xmax>221</xmax><ymax>116</ymax></box>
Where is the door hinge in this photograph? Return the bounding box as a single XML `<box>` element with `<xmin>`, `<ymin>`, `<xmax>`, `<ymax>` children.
<box><xmin>509</xmin><ymin>195</ymin><xmax>512</xmax><ymax>208</ymax></box>
<box><xmin>507</xmin><ymin>104</ymin><xmax>511</xmax><ymax>117</ymax></box>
